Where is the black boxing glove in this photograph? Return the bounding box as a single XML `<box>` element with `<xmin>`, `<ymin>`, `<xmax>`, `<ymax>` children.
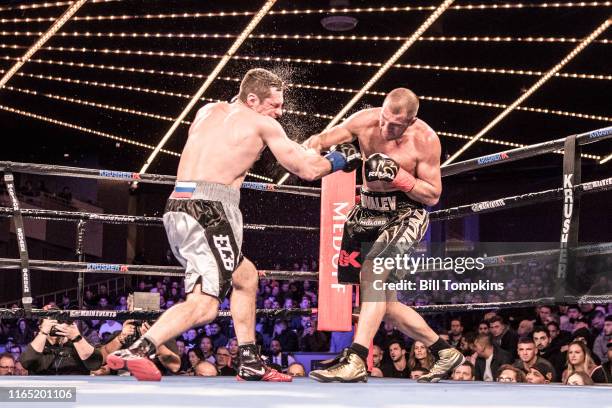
<box><xmin>324</xmin><ymin>143</ymin><xmax>362</xmax><ymax>173</ymax></box>
<box><xmin>364</xmin><ymin>153</ymin><xmax>417</xmax><ymax>191</ymax></box>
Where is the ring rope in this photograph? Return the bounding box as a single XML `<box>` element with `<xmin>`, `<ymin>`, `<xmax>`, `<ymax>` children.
<box><xmin>0</xmin><ymin>206</ymin><xmax>319</xmax><ymax>232</ymax></box>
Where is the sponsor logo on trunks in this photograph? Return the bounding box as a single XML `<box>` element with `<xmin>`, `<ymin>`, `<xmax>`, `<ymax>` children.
<box><xmin>359</xmin><ymin>217</ymin><xmax>388</xmax><ymax>227</ymax></box>
<box><xmin>361</xmin><ymin>195</ymin><xmax>397</xmax><ymax>211</ymax></box>
<box><xmin>338</xmin><ymin>250</ymin><xmax>361</xmax><ymax>268</ymax></box>
<box><xmin>477</xmin><ymin>152</ymin><xmax>509</xmax><ymax>165</ymax></box>
<box><xmin>470</xmin><ymin>199</ymin><xmax>506</xmax><ymax>212</ymax></box>
<box><xmin>99</xmin><ymin>170</ymin><xmax>141</xmax><ymax>180</ymax></box>
<box><xmin>396</xmin><ymin>210</ymin><xmax>427</xmax><ymax>253</ymax></box>
<box><xmin>241</xmin><ymin>182</ymin><xmax>275</xmax><ymax>192</ymax></box>
<box><xmin>213</xmin><ymin>235</ymin><xmax>235</xmax><ymax>271</ymax></box>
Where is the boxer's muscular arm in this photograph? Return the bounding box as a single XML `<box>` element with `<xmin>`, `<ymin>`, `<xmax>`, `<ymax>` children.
<box><xmin>262</xmin><ymin>119</ymin><xmax>332</xmax><ymax>181</ymax></box>
<box><xmin>303</xmin><ymin>110</ymin><xmax>368</xmax><ymax>152</ymax></box>
<box><xmin>408</xmin><ymin>132</ymin><xmax>442</xmax><ymax>206</ymax></box>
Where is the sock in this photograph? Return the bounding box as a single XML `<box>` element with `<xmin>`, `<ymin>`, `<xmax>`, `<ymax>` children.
<box><xmin>429</xmin><ymin>337</ymin><xmax>451</xmax><ymax>355</ymax></box>
<box><xmin>349</xmin><ymin>342</ymin><xmax>369</xmax><ymax>362</ymax></box>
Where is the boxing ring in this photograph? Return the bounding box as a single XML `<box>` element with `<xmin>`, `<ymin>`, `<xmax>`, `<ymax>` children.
<box><xmin>0</xmin><ymin>376</ymin><xmax>610</xmax><ymax>407</ymax></box>
<box><xmin>0</xmin><ymin>126</ymin><xmax>610</xmax><ymax>407</ymax></box>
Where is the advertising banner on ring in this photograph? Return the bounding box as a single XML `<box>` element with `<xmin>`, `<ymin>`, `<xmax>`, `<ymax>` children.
<box><xmin>317</xmin><ymin>171</ymin><xmax>355</xmax><ymax>331</ymax></box>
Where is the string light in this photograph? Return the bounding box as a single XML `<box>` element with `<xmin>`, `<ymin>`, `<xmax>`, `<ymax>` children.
<box><xmin>139</xmin><ymin>0</ymin><xmax>277</xmax><ymax>176</ymax></box>
<box><xmin>0</xmin><ymin>0</ymin><xmax>121</xmax><ymax>13</ymax></box>
<box><xmin>3</xmin><ymin>84</ymin><xmax>192</xmax><ymax>124</ymax></box>
<box><xmin>3</xmin><ymin>43</ymin><xmax>607</xmax><ymax>81</ymax></box>
<box><xmin>4</xmin><ymin>30</ymin><xmax>609</xmax><ymax>45</ymax></box>
<box><xmin>2</xmin><ymin>2</ymin><xmax>609</xmax><ymax>22</ymax></box>
<box><xmin>0</xmin><ymin>0</ymin><xmax>87</xmax><ymax>89</ymax></box>
<box><xmin>600</xmin><ymin>152</ymin><xmax>612</xmax><ymax>164</ymax></box>
<box><xmin>0</xmin><ymin>104</ymin><xmax>178</xmax><ymax>154</ymax></box>
<box><xmin>443</xmin><ymin>17</ymin><xmax>611</xmax><ymax>165</ymax></box>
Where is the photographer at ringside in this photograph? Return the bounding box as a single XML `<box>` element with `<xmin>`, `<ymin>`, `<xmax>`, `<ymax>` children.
<box><xmin>93</xmin><ymin>294</ymin><xmax>180</xmax><ymax>376</ymax></box>
<box><xmin>20</xmin><ymin>308</ymin><xmax>103</xmax><ymax>375</ymax></box>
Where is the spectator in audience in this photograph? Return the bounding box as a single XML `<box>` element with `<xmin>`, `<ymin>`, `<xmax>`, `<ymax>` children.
<box><xmin>593</xmin><ymin>315</ymin><xmax>612</xmax><ymax>364</ymax></box>
<box><xmin>14</xmin><ymin>360</ymin><xmax>27</xmax><ymax>376</ymax></box>
<box><xmin>458</xmin><ymin>332</ymin><xmax>478</xmax><ymax>365</ymax></box>
<box><xmin>182</xmin><ymin>328</ymin><xmax>198</xmax><ymax>349</ymax></box>
<box><xmin>372</xmin><ymin>344</ymin><xmax>383</xmax><ymax>369</ymax></box>
<box><xmin>98</xmin><ymin>320</ymin><xmax>123</xmax><ymax>339</ymax></box>
<box><xmin>410</xmin><ymin>368</ymin><xmax>429</xmax><ymax>380</ymax></box>
<box><xmin>561</xmin><ymin>306</ymin><xmax>581</xmax><ymax>332</ymax></box>
<box><xmin>408</xmin><ymin>340</ymin><xmax>434</xmax><ymax>371</ymax></box>
<box><xmin>517</xmin><ymin>319</ymin><xmax>534</xmax><ymax>338</ymax></box>
<box><xmin>474</xmin><ymin>333</ymin><xmax>512</xmax><ymax>381</ymax></box>
<box><xmin>525</xmin><ymin>362</ymin><xmax>554</xmax><ymax>384</ymax></box>
<box><xmin>268</xmin><ymin>339</ymin><xmax>295</xmax><ymax>371</ymax></box>
<box><xmin>176</xmin><ymin>339</ymin><xmax>190</xmax><ymax>372</ymax></box>
<box><xmin>489</xmin><ymin>316</ymin><xmax>519</xmax><ymax>358</ymax></box>
<box><xmin>20</xmin><ymin>314</ymin><xmax>102</xmax><ymax>375</ymax></box>
<box><xmin>565</xmin><ymin>371</ymin><xmax>594</xmax><ymax>386</ymax></box>
<box><xmin>452</xmin><ymin>361</ymin><xmax>475</xmax><ymax>381</ymax></box>
<box><xmin>536</xmin><ymin>306</ymin><xmax>553</xmax><ymax>326</ymax></box>
<box><xmin>513</xmin><ymin>337</ymin><xmax>555</xmax><ymax>378</ymax></box>
<box><xmin>57</xmin><ymin>186</ymin><xmax>72</xmax><ymax>203</ymax></box>
<box><xmin>287</xmin><ymin>362</ymin><xmax>306</xmax><ymax>377</ymax></box>
<box><xmin>11</xmin><ymin>319</ymin><xmax>34</xmax><ymax>345</ymax></box>
<box><xmin>0</xmin><ymin>352</ymin><xmax>15</xmax><ymax>375</ymax></box>
<box><xmin>272</xmin><ymin>319</ymin><xmax>298</xmax><ymax>352</ymax></box>
<box><xmin>215</xmin><ymin>346</ymin><xmax>236</xmax><ymax>376</ymax></box>
<box><xmin>299</xmin><ymin>316</ymin><xmax>328</xmax><ymax>352</ymax></box>
<box><xmin>478</xmin><ymin>321</ymin><xmax>489</xmax><ymax>335</ymax></box>
<box><xmin>381</xmin><ymin>340</ymin><xmax>410</xmax><ymax>378</ymax></box>
<box><xmin>448</xmin><ymin>318</ymin><xmax>464</xmax><ymax>348</ymax></box>
<box><xmin>60</xmin><ymin>295</ymin><xmax>73</xmax><ymax>310</ymax></box>
<box><xmin>562</xmin><ymin>340</ymin><xmax>599</xmax><ymax>383</ymax></box>
<box><xmin>496</xmin><ymin>364</ymin><xmax>526</xmax><ymax>383</ymax></box>
<box><xmin>184</xmin><ymin>349</ymin><xmax>202</xmax><ymax>375</ymax></box>
<box><xmin>533</xmin><ymin>326</ymin><xmax>565</xmax><ymax>381</ymax></box>
<box><xmin>590</xmin><ymin>339</ymin><xmax>612</xmax><ymax>384</ymax></box>
<box><xmin>547</xmin><ymin>321</ymin><xmax>572</xmax><ymax>349</ymax></box>
<box><xmin>194</xmin><ymin>361</ymin><xmax>218</xmax><ymax>377</ymax></box>
<box><xmin>374</xmin><ymin>321</ymin><xmax>402</xmax><ymax>349</ymax></box>
<box><xmin>227</xmin><ymin>337</ymin><xmax>239</xmax><ymax>368</ymax></box>
<box><xmin>198</xmin><ymin>336</ymin><xmax>216</xmax><ymax>364</ymax></box>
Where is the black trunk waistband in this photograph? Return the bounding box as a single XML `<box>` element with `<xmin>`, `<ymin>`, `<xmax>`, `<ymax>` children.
<box><xmin>359</xmin><ymin>188</ymin><xmax>424</xmax><ymax>211</ymax></box>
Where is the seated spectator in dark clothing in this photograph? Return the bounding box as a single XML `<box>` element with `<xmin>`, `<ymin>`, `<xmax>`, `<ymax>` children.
<box><xmin>410</xmin><ymin>367</ymin><xmax>429</xmax><ymax>381</ymax></box>
<box><xmin>59</xmin><ymin>295</ymin><xmax>73</xmax><ymax>310</ymax></box>
<box><xmin>513</xmin><ymin>337</ymin><xmax>556</xmax><ymax>379</ymax></box>
<box><xmin>526</xmin><ymin>362</ymin><xmax>554</xmax><ymax>384</ymax></box>
<box><xmin>214</xmin><ymin>346</ymin><xmax>236</xmax><ymax>376</ymax></box>
<box><xmin>175</xmin><ymin>339</ymin><xmax>190</xmax><ymax>372</ymax></box>
<box><xmin>565</xmin><ymin>371</ymin><xmax>594</xmax><ymax>386</ymax></box>
<box><xmin>208</xmin><ymin>323</ymin><xmax>228</xmax><ymax>350</ymax></box>
<box><xmin>374</xmin><ymin>321</ymin><xmax>403</xmax><ymax>353</ymax></box>
<box><xmin>380</xmin><ymin>340</ymin><xmax>411</xmax><ymax>378</ymax></box>
<box><xmin>268</xmin><ymin>339</ymin><xmax>295</xmax><ymax>372</ymax></box>
<box><xmin>198</xmin><ymin>336</ymin><xmax>216</xmax><ymax>364</ymax></box>
<box><xmin>448</xmin><ymin>318</ymin><xmax>464</xmax><ymax>348</ymax></box>
<box><xmin>496</xmin><ymin>364</ymin><xmax>526</xmax><ymax>383</ymax></box>
<box><xmin>272</xmin><ymin>319</ymin><xmax>298</xmax><ymax>352</ymax></box>
<box><xmin>287</xmin><ymin>362</ymin><xmax>306</xmax><ymax>377</ymax></box>
<box><xmin>590</xmin><ymin>339</ymin><xmax>612</xmax><ymax>384</ymax></box>
<box><xmin>593</xmin><ymin>315</ymin><xmax>612</xmax><ymax>364</ymax></box>
<box><xmin>474</xmin><ymin>333</ymin><xmax>512</xmax><ymax>381</ymax></box>
<box><xmin>547</xmin><ymin>321</ymin><xmax>572</xmax><ymax>349</ymax></box>
<box><xmin>489</xmin><ymin>316</ymin><xmax>519</xmax><ymax>358</ymax></box>
<box><xmin>10</xmin><ymin>319</ymin><xmax>35</xmax><ymax>345</ymax></box>
<box><xmin>533</xmin><ymin>326</ymin><xmax>565</xmax><ymax>381</ymax></box>
<box><xmin>408</xmin><ymin>340</ymin><xmax>434</xmax><ymax>372</ymax></box>
<box><xmin>57</xmin><ymin>186</ymin><xmax>72</xmax><ymax>203</ymax></box>
<box><xmin>0</xmin><ymin>352</ymin><xmax>15</xmax><ymax>376</ymax></box>
<box><xmin>299</xmin><ymin>316</ymin><xmax>329</xmax><ymax>352</ymax></box>
<box><xmin>21</xmin><ymin>316</ymin><xmax>102</xmax><ymax>375</ymax></box>
<box><xmin>452</xmin><ymin>361</ymin><xmax>475</xmax><ymax>381</ymax></box>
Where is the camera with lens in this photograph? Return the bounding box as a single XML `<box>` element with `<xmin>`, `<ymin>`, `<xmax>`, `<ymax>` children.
<box><xmin>49</xmin><ymin>317</ymin><xmax>74</xmax><ymax>337</ymax></box>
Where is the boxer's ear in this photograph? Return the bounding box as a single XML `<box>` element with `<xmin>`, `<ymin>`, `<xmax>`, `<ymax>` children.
<box><xmin>246</xmin><ymin>93</ymin><xmax>260</xmax><ymax>107</ymax></box>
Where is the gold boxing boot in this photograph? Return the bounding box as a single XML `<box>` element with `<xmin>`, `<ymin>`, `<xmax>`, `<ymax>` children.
<box><xmin>309</xmin><ymin>348</ymin><xmax>367</xmax><ymax>383</ymax></box>
<box><xmin>417</xmin><ymin>347</ymin><xmax>465</xmax><ymax>383</ymax></box>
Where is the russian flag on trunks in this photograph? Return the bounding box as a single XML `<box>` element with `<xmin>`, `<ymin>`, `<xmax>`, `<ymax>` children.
<box><xmin>317</xmin><ymin>171</ymin><xmax>355</xmax><ymax>332</ymax></box>
<box><xmin>171</xmin><ymin>181</ymin><xmax>197</xmax><ymax>199</ymax></box>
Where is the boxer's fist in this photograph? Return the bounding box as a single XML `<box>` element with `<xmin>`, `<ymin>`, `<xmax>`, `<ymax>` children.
<box><xmin>365</xmin><ymin>153</ymin><xmax>400</xmax><ymax>182</ymax></box>
<box><xmin>324</xmin><ymin>143</ymin><xmax>362</xmax><ymax>173</ymax></box>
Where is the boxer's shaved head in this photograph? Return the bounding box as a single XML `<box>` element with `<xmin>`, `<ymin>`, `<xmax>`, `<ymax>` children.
<box><xmin>238</xmin><ymin>68</ymin><xmax>284</xmax><ymax>103</ymax></box>
<box><xmin>383</xmin><ymin>88</ymin><xmax>419</xmax><ymax>119</ymax></box>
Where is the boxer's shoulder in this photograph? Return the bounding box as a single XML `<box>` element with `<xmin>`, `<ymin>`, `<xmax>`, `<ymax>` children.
<box><xmin>411</xmin><ymin>119</ymin><xmax>439</xmax><ymax>146</ymax></box>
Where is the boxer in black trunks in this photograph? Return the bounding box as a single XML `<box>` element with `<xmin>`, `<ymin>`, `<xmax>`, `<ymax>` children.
<box><xmin>305</xmin><ymin>88</ymin><xmax>464</xmax><ymax>383</ymax></box>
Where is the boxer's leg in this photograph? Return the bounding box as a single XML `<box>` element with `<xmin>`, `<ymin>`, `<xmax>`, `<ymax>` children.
<box><xmin>384</xmin><ymin>301</ymin><xmax>437</xmax><ymax>345</ymax></box>
<box><xmin>230</xmin><ymin>258</ymin><xmax>258</xmax><ymax>344</ymax></box>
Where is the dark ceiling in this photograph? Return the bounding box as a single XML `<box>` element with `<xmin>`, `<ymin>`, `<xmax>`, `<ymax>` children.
<box><xmin>0</xmin><ymin>0</ymin><xmax>610</xmax><ymax>185</ymax></box>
